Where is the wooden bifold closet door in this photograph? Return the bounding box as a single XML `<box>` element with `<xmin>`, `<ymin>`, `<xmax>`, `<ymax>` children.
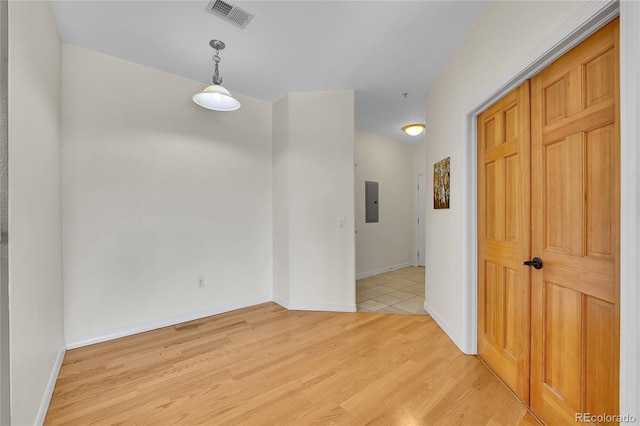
<box><xmin>478</xmin><ymin>18</ymin><xmax>620</xmax><ymax>426</ymax></box>
<box><xmin>477</xmin><ymin>81</ymin><xmax>531</xmax><ymax>404</ymax></box>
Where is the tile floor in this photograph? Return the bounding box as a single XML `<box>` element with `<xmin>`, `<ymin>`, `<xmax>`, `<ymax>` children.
<box><xmin>356</xmin><ymin>266</ymin><xmax>427</xmax><ymax>314</ymax></box>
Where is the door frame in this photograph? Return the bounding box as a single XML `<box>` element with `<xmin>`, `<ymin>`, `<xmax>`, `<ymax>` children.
<box><xmin>0</xmin><ymin>0</ymin><xmax>9</xmax><ymax>422</ymax></box>
<box><xmin>460</xmin><ymin>0</ymin><xmax>639</xmax><ymax>415</ymax></box>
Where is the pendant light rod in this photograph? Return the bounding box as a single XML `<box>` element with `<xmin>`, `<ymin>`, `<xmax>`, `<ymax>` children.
<box><xmin>210</xmin><ymin>40</ymin><xmax>225</xmax><ymax>85</ymax></box>
<box><xmin>192</xmin><ymin>39</ymin><xmax>241</xmax><ymax>112</ymax></box>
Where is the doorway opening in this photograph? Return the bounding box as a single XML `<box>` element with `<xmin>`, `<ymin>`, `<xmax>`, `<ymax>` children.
<box><xmin>353</xmin><ymin>130</ymin><xmax>426</xmax><ymax>313</ymax></box>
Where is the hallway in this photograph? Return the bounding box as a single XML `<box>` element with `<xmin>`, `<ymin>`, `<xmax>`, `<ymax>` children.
<box><xmin>356</xmin><ymin>267</ymin><xmax>427</xmax><ymax>314</ymax></box>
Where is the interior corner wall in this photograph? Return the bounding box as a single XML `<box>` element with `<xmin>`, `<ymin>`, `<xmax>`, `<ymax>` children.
<box><xmin>423</xmin><ymin>0</ymin><xmax>587</xmax><ymax>350</ymax></box>
<box><xmin>61</xmin><ymin>45</ymin><xmax>273</xmax><ymax>345</ymax></box>
<box><xmin>8</xmin><ymin>1</ymin><xmax>65</xmax><ymax>424</ymax></box>
<box><xmin>272</xmin><ymin>91</ymin><xmax>356</xmax><ymax>311</ymax></box>
<box><xmin>272</xmin><ymin>95</ymin><xmax>289</xmax><ymax>305</ymax></box>
<box><xmin>354</xmin><ymin>130</ymin><xmax>413</xmax><ymax>276</ymax></box>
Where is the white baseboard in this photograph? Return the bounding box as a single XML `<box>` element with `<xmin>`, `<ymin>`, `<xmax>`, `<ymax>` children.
<box><xmin>66</xmin><ymin>294</ymin><xmax>358</xmax><ymax>350</ymax></box>
<box><xmin>423</xmin><ymin>300</ymin><xmax>467</xmax><ymax>354</ymax></box>
<box><xmin>355</xmin><ymin>262</ymin><xmax>415</xmax><ymax>280</ymax></box>
<box><xmin>286</xmin><ymin>302</ymin><xmax>357</xmax><ymax>313</ymax></box>
<box><xmin>275</xmin><ymin>294</ymin><xmax>356</xmax><ymax>312</ymax></box>
<box><xmin>35</xmin><ymin>343</ymin><xmax>65</xmax><ymax>425</ymax></box>
<box><xmin>272</xmin><ymin>294</ymin><xmax>289</xmax><ymax>309</ymax></box>
<box><xmin>66</xmin><ymin>296</ymin><xmax>271</xmax><ymax>350</ymax></box>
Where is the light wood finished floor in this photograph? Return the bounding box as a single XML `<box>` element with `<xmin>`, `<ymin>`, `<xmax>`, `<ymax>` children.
<box><xmin>46</xmin><ymin>303</ymin><xmax>535</xmax><ymax>425</ymax></box>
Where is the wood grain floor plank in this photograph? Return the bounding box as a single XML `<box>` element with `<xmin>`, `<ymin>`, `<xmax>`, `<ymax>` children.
<box><xmin>45</xmin><ymin>302</ymin><xmax>528</xmax><ymax>425</ymax></box>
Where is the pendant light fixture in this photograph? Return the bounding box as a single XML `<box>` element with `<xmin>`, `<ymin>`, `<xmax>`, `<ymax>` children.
<box><xmin>193</xmin><ymin>39</ymin><xmax>241</xmax><ymax>111</ymax></box>
<box><xmin>402</xmin><ymin>123</ymin><xmax>426</xmax><ymax>136</ymax></box>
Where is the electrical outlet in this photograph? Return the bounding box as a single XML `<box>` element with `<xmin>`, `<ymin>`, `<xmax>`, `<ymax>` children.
<box><xmin>198</xmin><ymin>277</ymin><xmax>205</xmax><ymax>288</ymax></box>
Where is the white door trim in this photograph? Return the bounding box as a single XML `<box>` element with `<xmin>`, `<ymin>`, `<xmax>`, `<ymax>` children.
<box><xmin>462</xmin><ymin>0</ymin><xmax>638</xmax><ymax>416</ymax></box>
<box><xmin>0</xmin><ymin>0</ymin><xmax>9</xmax><ymax>422</ymax></box>
<box><xmin>618</xmin><ymin>0</ymin><xmax>640</xmax><ymax>418</ymax></box>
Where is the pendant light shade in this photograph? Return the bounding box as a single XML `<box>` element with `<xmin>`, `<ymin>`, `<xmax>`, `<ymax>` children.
<box><xmin>193</xmin><ymin>85</ymin><xmax>241</xmax><ymax>111</ymax></box>
<box><xmin>193</xmin><ymin>39</ymin><xmax>241</xmax><ymax>112</ymax></box>
<box><xmin>402</xmin><ymin>123</ymin><xmax>425</xmax><ymax>136</ymax></box>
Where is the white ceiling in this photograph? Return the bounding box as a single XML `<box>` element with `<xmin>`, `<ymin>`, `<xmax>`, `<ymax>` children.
<box><xmin>51</xmin><ymin>0</ymin><xmax>488</xmax><ymax>144</ymax></box>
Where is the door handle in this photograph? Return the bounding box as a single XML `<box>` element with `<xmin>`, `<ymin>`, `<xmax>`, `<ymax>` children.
<box><xmin>523</xmin><ymin>257</ymin><xmax>543</xmax><ymax>269</ymax></box>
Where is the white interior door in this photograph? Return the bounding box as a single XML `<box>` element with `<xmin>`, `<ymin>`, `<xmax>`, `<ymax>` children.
<box><xmin>417</xmin><ymin>174</ymin><xmax>426</xmax><ymax>267</ymax></box>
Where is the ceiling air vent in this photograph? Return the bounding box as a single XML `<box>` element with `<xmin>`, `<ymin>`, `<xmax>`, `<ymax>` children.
<box><xmin>205</xmin><ymin>0</ymin><xmax>254</xmax><ymax>29</ymax></box>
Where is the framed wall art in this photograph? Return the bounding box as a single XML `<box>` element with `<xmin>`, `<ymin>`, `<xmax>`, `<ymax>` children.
<box><xmin>433</xmin><ymin>157</ymin><xmax>450</xmax><ymax>209</ymax></box>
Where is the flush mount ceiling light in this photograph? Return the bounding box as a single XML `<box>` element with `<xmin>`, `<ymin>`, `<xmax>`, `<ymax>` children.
<box><xmin>402</xmin><ymin>123</ymin><xmax>425</xmax><ymax>136</ymax></box>
<box><xmin>193</xmin><ymin>39</ymin><xmax>241</xmax><ymax>111</ymax></box>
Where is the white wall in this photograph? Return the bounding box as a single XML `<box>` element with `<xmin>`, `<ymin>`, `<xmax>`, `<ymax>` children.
<box><xmin>8</xmin><ymin>1</ymin><xmax>65</xmax><ymax>424</ymax></box>
<box><xmin>272</xmin><ymin>91</ymin><xmax>356</xmax><ymax>311</ymax></box>
<box><xmin>412</xmin><ymin>142</ymin><xmax>426</xmax><ymax>178</ymax></box>
<box><xmin>423</xmin><ymin>1</ymin><xmax>587</xmax><ymax>348</ymax></box>
<box><xmin>354</xmin><ymin>130</ymin><xmax>413</xmax><ymax>276</ymax></box>
<box><xmin>61</xmin><ymin>45</ymin><xmax>273</xmax><ymax>345</ymax></box>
